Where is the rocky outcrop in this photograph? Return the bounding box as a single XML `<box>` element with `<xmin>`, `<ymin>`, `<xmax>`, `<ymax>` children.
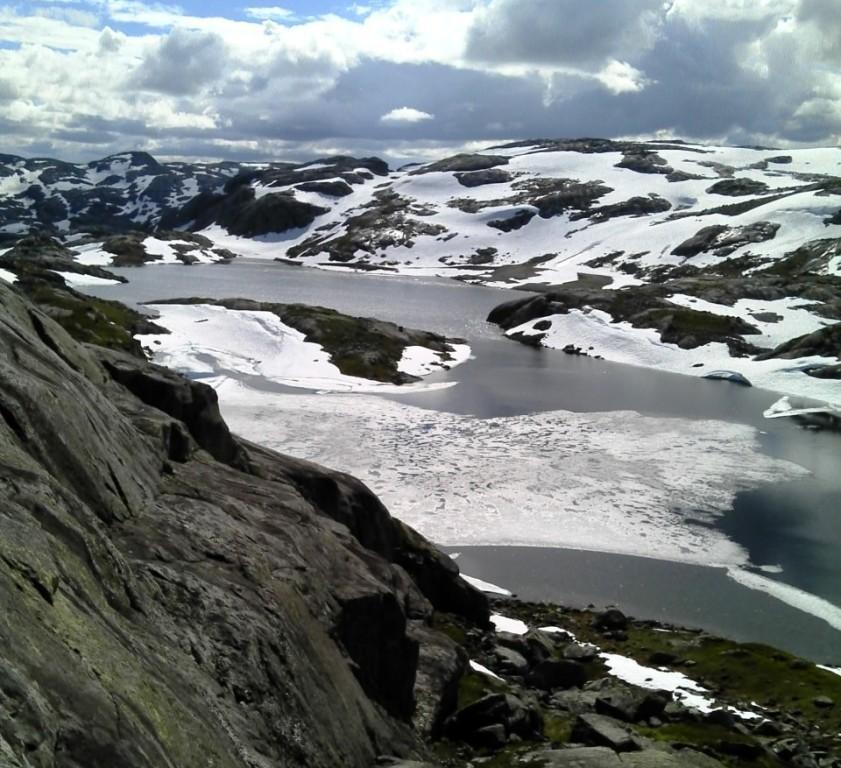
<box><xmin>183</xmin><ymin>186</ymin><xmax>330</xmax><ymax>238</ymax></box>
<box><xmin>615</xmin><ymin>151</ymin><xmax>673</xmax><ymax>176</ymax></box>
<box><xmin>286</xmin><ymin>190</ymin><xmax>448</xmax><ymax>263</ymax></box>
<box><xmin>0</xmin><ymin>233</ymin><xmax>125</xmax><ymax>283</ymax></box>
<box><xmin>411</xmin><ymin>154</ymin><xmax>509</xmax><ymax>175</ymax></box>
<box><xmin>0</xmin><ymin>280</ymin><xmax>488</xmax><ymax>768</ymax></box>
<box><xmin>756</xmin><ymin>322</ymin><xmax>841</xmax><ymax>360</ymax></box>
<box><xmin>487</xmin><ymin>284</ymin><xmax>762</xmax><ymax>355</ymax></box>
<box><xmin>672</xmin><ymin>222</ymin><xmax>780</xmax><ymax>259</ymax></box>
<box><xmin>706</xmin><ymin>178</ymin><xmax>771</xmax><ymax>196</ymax></box>
<box><xmin>454</xmin><ymin>169</ymin><xmax>512</xmax><ymax>187</ymax></box>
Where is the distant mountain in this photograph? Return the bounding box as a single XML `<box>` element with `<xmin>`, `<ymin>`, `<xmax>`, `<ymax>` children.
<box><xmin>1</xmin><ymin>139</ymin><xmax>840</xmax><ymax>403</ymax></box>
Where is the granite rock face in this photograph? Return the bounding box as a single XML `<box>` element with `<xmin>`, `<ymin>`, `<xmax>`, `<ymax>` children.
<box><xmin>0</xmin><ymin>280</ymin><xmax>488</xmax><ymax>767</ymax></box>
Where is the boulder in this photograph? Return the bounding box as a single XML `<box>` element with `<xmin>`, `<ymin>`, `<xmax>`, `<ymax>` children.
<box><xmin>529</xmin><ymin>746</ymin><xmax>622</xmax><ymax>766</ymax></box>
<box><xmin>571</xmin><ymin>713</ymin><xmax>644</xmax><ymax>752</ymax></box>
<box><xmin>493</xmin><ymin>645</ymin><xmax>530</xmax><ymax>676</ymax></box>
<box><xmin>528</xmin><ymin>659</ymin><xmax>588</xmax><ymax>690</ymax></box>
<box><xmin>594</xmin><ymin>609</ymin><xmax>629</xmax><ymax>632</ymax></box>
<box><xmin>707</xmin><ymin>178</ymin><xmax>770</xmax><ymax>196</ymax></box>
<box><xmin>455</xmin><ymin>169</ymin><xmax>512</xmax><ymax>187</ymax></box>
<box><xmin>411</xmin><ymin>624</ymin><xmax>467</xmax><ymax>738</ymax></box>
<box><xmin>443</xmin><ymin>692</ymin><xmax>542</xmax><ymax>743</ymax></box>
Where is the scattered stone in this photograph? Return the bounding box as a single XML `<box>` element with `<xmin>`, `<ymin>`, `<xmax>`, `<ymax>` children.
<box><xmin>455</xmin><ymin>168</ymin><xmax>512</xmax><ymax>187</ymax></box>
<box><xmin>564</xmin><ymin>643</ymin><xmax>600</xmax><ymax>663</ymax></box>
<box><xmin>815</xmin><ymin>697</ymin><xmax>835</xmax><ymax>709</ymax></box>
<box><xmin>493</xmin><ymin>645</ymin><xmax>529</xmax><ymax>676</ymax></box>
<box><xmin>707</xmin><ymin>178</ymin><xmax>770</xmax><ymax>196</ymax></box>
<box><xmin>488</xmin><ymin>208</ymin><xmax>537</xmax><ymax>231</ymax></box>
<box><xmin>473</xmin><ymin>723</ymin><xmax>507</xmax><ymax>749</ymax></box>
<box><xmin>571</xmin><ymin>713</ymin><xmax>644</xmax><ymax>752</ymax></box>
<box><xmin>529</xmin><ymin>659</ymin><xmax>588</xmax><ymax>691</ymax></box>
<box><xmin>594</xmin><ymin>609</ymin><xmax>629</xmax><ymax>632</ymax></box>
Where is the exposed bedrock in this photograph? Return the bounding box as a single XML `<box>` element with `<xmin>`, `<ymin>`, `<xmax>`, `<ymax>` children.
<box><xmin>0</xmin><ymin>280</ymin><xmax>488</xmax><ymax>768</ymax></box>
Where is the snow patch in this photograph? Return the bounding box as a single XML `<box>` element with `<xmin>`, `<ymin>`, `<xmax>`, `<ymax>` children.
<box><xmin>398</xmin><ymin>343</ymin><xmax>471</xmax><ymax>377</ymax></box>
<box><xmin>52</xmin><ymin>271</ymin><xmax>120</xmax><ymax>287</ymax></box>
<box><xmin>462</xmin><ymin>574</ymin><xmax>512</xmax><ymax>596</ymax></box>
<box><xmin>491</xmin><ymin>614</ymin><xmax>528</xmax><ymax>635</ymax></box>
<box><xmin>470</xmin><ymin>660</ymin><xmax>504</xmax><ymax>680</ymax></box>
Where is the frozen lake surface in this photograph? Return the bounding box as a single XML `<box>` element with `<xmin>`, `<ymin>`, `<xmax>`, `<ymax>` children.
<box><xmin>85</xmin><ymin>260</ymin><xmax>841</xmax><ymax>663</ymax></box>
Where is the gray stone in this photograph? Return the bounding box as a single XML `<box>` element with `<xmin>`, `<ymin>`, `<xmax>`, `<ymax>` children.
<box><xmin>473</xmin><ymin>723</ymin><xmax>507</xmax><ymax>749</ymax></box>
<box><xmin>529</xmin><ymin>659</ymin><xmax>588</xmax><ymax>690</ymax></box>
<box><xmin>564</xmin><ymin>643</ymin><xmax>600</xmax><ymax>662</ymax></box>
<box><xmin>620</xmin><ymin>749</ymin><xmax>726</xmax><ymax>767</ymax></box>
<box><xmin>593</xmin><ymin>609</ymin><xmax>629</xmax><ymax>632</ymax></box>
<box><xmin>527</xmin><ymin>747</ymin><xmax>622</xmax><ymax>767</ymax></box>
<box><xmin>494</xmin><ymin>645</ymin><xmax>529</xmax><ymax>675</ymax></box>
<box><xmin>572</xmin><ymin>714</ymin><xmax>644</xmax><ymax>752</ymax></box>
<box><xmin>523</xmin><ymin>628</ymin><xmax>558</xmax><ymax>664</ymax></box>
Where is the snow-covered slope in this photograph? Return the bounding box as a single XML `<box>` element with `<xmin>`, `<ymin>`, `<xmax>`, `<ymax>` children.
<box><xmin>2</xmin><ymin>140</ymin><xmax>839</xmax><ymax>403</ymax></box>
<box><xmin>211</xmin><ymin>140</ymin><xmax>841</xmax><ymax>284</ymax></box>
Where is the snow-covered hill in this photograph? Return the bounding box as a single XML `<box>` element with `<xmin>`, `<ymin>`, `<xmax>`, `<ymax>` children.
<box><xmin>1</xmin><ymin>139</ymin><xmax>839</xmax><ymax>406</ymax></box>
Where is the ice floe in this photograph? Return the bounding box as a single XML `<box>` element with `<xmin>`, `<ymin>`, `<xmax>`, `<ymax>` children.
<box><xmin>213</xmin><ymin>380</ymin><xmax>806</xmax><ymax>567</ymax></box>
<box><xmin>726</xmin><ymin>568</ymin><xmax>841</xmax><ymax>633</ymax></box>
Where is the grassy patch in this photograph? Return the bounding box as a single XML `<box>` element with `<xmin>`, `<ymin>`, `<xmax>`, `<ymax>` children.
<box><xmin>23</xmin><ymin>284</ymin><xmax>147</xmax><ymax>354</ymax></box>
<box><xmin>542</xmin><ymin>712</ymin><xmax>574</xmax><ymax>745</ymax></box>
<box><xmin>456</xmin><ymin>670</ymin><xmax>509</xmax><ymax>710</ymax></box>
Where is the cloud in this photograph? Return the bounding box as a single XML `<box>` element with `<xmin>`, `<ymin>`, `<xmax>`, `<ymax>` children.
<box><xmin>465</xmin><ymin>0</ymin><xmax>665</xmax><ymax>70</ymax></box>
<box><xmin>797</xmin><ymin>0</ymin><xmax>841</xmax><ymax>62</ymax></box>
<box><xmin>669</xmin><ymin>0</ymin><xmax>797</xmax><ymax>24</ymax></box>
<box><xmin>0</xmin><ymin>0</ymin><xmax>839</xmax><ymax>164</ymax></box>
<box><xmin>596</xmin><ymin>60</ymin><xmax>651</xmax><ymax>94</ymax></box>
<box><xmin>134</xmin><ymin>28</ymin><xmax>229</xmax><ymax>95</ymax></box>
<box><xmin>244</xmin><ymin>6</ymin><xmax>296</xmax><ymax>21</ymax></box>
<box><xmin>380</xmin><ymin>107</ymin><xmax>435</xmax><ymax>123</ymax></box>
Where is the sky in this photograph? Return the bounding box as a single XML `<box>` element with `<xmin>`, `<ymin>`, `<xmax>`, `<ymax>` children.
<box><xmin>0</xmin><ymin>0</ymin><xmax>839</xmax><ymax>165</ymax></box>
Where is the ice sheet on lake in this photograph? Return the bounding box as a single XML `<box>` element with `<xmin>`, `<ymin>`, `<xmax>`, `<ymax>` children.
<box><xmin>726</xmin><ymin>568</ymin><xmax>841</xmax><ymax>633</ymax></box>
<box><xmin>215</xmin><ymin>379</ymin><xmax>807</xmax><ymax>567</ymax></box>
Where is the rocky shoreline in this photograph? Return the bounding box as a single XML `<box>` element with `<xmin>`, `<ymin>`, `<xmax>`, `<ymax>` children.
<box><xmin>409</xmin><ymin>597</ymin><xmax>841</xmax><ymax>767</ymax></box>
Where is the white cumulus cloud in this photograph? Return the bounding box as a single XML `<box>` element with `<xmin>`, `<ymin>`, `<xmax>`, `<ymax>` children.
<box><xmin>244</xmin><ymin>6</ymin><xmax>296</xmax><ymax>21</ymax></box>
<box><xmin>380</xmin><ymin>107</ymin><xmax>435</xmax><ymax>123</ymax></box>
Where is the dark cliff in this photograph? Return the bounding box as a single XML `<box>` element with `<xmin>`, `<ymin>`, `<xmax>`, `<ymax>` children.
<box><xmin>0</xmin><ymin>280</ymin><xmax>488</xmax><ymax>768</ymax></box>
